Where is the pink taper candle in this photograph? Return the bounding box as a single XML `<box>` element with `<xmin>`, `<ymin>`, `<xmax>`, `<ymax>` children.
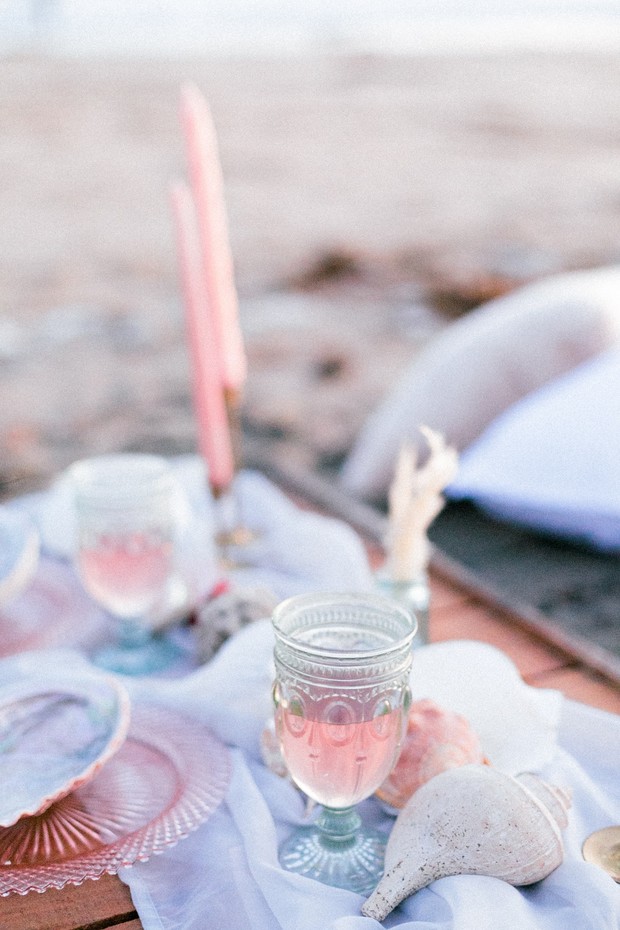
<box><xmin>180</xmin><ymin>82</ymin><xmax>247</xmax><ymax>395</ymax></box>
<box><xmin>170</xmin><ymin>179</ymin><xmax>235</xmax><ymax>493</ymax></box>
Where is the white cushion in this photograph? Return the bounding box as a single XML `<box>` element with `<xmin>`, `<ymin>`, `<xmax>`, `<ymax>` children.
<box><xmin>341</xmin><ymin>266</ymin><xmax>620</xmax><ymax>499</ymax></box>
<box><xmin>448</xmin><ymin>346</ymin><xmax>620</xmax><ymax>551</ymax></box>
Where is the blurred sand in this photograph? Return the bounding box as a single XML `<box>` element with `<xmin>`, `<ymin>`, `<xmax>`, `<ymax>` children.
<box><xmin>1</xmin><ymin>51</ymin><xmax>620</xmax><ymax>492</ymax></box>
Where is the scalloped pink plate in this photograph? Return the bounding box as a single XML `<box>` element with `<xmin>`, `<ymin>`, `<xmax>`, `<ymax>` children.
<box><xmin>0</xmin><ymin>673</ymin><xmax>131</xmax><ymax>828</ymax></box>
<box><xmin>0</xmin><ymin>703</ymin><xmax>231</xmax><ymax>896</ymax></box>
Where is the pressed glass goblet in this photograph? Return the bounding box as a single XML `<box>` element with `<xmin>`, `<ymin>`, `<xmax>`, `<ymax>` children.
<box><xmin>271</xmin><ymin>591</ymin><xmax>417</xmax><ymax>895</ymax></box>
<box><xmin>70</xmin><ymin>454</ymin><xmax>180</xmax><ymax>675</ymax></box>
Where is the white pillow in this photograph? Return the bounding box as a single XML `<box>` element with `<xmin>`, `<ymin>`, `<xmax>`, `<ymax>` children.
<box><xmin>448</xmin><ymin>346</ymin><xmax>620</xmax><ymax>551</ymax></box>
<box><xmin>341</xmin><ymin>266</ymin><xmax>620</xmax><ymax>499</ymax></box>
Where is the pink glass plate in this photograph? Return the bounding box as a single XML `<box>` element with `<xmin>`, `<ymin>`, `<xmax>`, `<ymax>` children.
<box><xmin>0</xmin><ymin>557</ymin><xmax>105</xmax><ymax>657</ymax></box>
<box><xmin>0</xmin><ymin>703</ymin><xmax>232</xmax><ymax>896</ymax></box>
<box><xmin>0</xmin><ymin>672</ymin><xmax>131</xmax><ymax>828</ymax></box>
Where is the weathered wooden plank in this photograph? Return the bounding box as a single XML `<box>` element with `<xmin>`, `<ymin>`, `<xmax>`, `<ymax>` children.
<box><xmin>0</xmin><ymin>874</ymin><xmax>137</xmax><ymax>930</ymax></box>
<box><xmin>431</xmin><ymin>600</ymin><xmax>569</xmax><ymax>679</ymax></box>
<box><xmin>430</xmin><ymin>500</ymin><xmax>620</xmax><ymax>662</ymax></box>
<box><xmin>530</xmin><ymin>666</ymin><xmax>620</xmax><ymax>715</ymax></box>
<box><xmin>428</xmin><ymin>575</ymin><xmax>470</xmax><ymax>611</ymax></box>
<box><xmin>430</xmin><ymin>550</ymin><xmax>620</xmax><ymax>687</ymax></box>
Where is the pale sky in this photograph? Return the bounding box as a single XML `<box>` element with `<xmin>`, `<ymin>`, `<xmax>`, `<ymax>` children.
<box><xmin>2</xmin><ymin>0</ymin><xmax>620</xmax><ymax>55</ymax></box>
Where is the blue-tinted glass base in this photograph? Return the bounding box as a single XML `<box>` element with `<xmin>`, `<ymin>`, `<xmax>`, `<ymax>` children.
<box><xmin>279</xmin><ymin>807</ymin><xmax>385</xmax><ymax>896</ymax></box>
<box><xmin>93</xmin><ymin>620</ymin><xmax>181</xmax><ymax>676</ymax></box>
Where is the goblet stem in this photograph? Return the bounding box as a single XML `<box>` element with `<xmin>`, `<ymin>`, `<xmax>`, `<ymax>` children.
<box><xmin>93</xmin><ymin>616</ymin><xmax>181</xmax><ymax>676</ymax></box>
<box><xmin>278</xmin><ymin>804</ymin><xmax>387</xmax><ymax>895</ymax></box>
<box><xmin>118</xmin><ymin>618</ymin><xmax>151</xmax><ymax>648</ymax></box>
<box><xmin>315</xmin><ymin>806</ymin><xmax>362</xmax><ymax>847</ymax></box>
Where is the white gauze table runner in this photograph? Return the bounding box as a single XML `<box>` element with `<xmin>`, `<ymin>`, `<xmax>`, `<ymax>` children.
<box><xmin>3</xmin><ymin>467</ymin><xmax>619</xmax><ymax>929</ymax></box>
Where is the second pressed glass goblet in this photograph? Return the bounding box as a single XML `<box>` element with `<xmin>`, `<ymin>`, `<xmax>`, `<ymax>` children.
<box><xmin>71</xmin><ymin>454</ymin><xmax>180</xmax><ymax>676</ymax></box>
<box><xmin>271</xmin><ymin>591</ymin><xmax>416</xmax><ymax>895</ymax></box>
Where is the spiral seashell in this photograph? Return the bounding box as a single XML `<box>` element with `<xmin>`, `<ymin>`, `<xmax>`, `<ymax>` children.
<box><xmin>376</xmin><ymin>698</ymin><xmax>486</xmax><ymax>810</ymax></box>
<box><xmin>362</xmin><ymin>764</ymin><xmax>572</xmax><ymax>921</ymax></box>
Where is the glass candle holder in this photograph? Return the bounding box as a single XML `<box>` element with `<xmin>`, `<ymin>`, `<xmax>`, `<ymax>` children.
<box><xmin>211</xmin><ymin>480</ymin><xmax>258</xmax><ymax>569</ymax></box>
<box><xmin>271</xmin><ymin>591</ymin><xmax>417</xmax><ymax>895</ymax></box>
<box><xmin>374</xmin><ymin>568</ymin><xmax>430</xmax><ymax>647</ymax></box>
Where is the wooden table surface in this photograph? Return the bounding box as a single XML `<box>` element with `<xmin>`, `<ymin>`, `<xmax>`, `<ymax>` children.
<box><xmin>2</xmin><ymin>468</ymin><xmax>619</xmax><ymax>930</ymax></box>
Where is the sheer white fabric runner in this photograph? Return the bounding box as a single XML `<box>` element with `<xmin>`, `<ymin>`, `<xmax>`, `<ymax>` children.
<box><xmin>2</xmin><ymin>466</ymin><xmax>619</xmax><ymax>928</ymax></box>
<box><xmin>4</xmin><ymin>634</ymin><xmax>616</xmax><ymax>930</ymax></box>
<box><xmin>119</xmin><ymin>632</ymin><xmax>618</xmax><ymax>930</ymax></box>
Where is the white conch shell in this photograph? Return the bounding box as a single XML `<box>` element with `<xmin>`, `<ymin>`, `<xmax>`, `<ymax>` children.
<box><xmin>362</xmin><ymin>764</ymin><xmax>571</xmax><ymax>921</ymax></box>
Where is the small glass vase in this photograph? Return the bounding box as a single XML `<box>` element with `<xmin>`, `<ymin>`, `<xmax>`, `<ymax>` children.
<box><xmin>374</xmin><ymin>568</ymin><xmax>430</xmax><ymax>646</ymax></box>
<box><xmin>211</xmin><ymin>481</ymin><xmax>258</xmax><ymax>570</ymax></box>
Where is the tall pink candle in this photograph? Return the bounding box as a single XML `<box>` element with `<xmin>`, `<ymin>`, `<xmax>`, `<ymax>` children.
<box><xmin>180</xmin><ymin>82</ymin><xmax>247</xmax><ymax>395</ymax></box>
<box><xmin>170</xmin><ymin>179</ymin><xmax>235</xmax><ymax>493</ymax></box>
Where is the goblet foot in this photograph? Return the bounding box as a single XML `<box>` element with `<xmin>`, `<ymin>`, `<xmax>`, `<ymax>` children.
<box><xmin>94</xmin><ymin>620</ymin><xmax>182</xmax><ymax>676</ymax></box>
<box><xmin>279</xmin><ymin>807</ymin><xmax>386</xmax><ymax>896</ymax></box>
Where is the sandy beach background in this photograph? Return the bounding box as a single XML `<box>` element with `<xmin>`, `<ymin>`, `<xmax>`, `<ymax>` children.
<box><xmin>1</xmin><ymin>42</ymin><xmax>620</xmax><ymax>660</ymax></box>
<box><xmin>2</xmin><ymin>49</ymin><xmax>620</xmax><ymax>496</ymax></box>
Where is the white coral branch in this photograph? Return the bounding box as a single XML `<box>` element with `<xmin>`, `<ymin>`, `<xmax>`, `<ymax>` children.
<box><xmin>385</xmin><ymin>427</ymin><xmax>458</xmax><ymax>580</ymax></box>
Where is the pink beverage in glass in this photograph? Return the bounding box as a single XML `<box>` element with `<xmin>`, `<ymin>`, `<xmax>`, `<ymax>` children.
<box><xmin>78</xmin><ymin>531</ymin><xmax>173</xmax><ymax>618</ymax></box>
<box><xmin>276</xmin><ymin>704</ymin><xmax>404</xmax><ymax>808</ymax></box>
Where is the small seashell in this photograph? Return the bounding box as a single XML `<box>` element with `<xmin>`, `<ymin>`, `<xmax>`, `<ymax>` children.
<box><xmin>363</xmin><ymin>764</ymin><xmax>572</xmax><ymax>921</ymax></box>
<box><xmin>0</xmin><ymin>673</ymin><xmax>131</xmax><ymax>828</ymax></box>
<box><xmin>376</xmin><ymin>698</ymin><xmax>486</xmax><ymax>810</ymax></box>
<box><xmin>194</xmin><ymin>585</ymin><xmax>278</xmax><ymax>663</ymax></box>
